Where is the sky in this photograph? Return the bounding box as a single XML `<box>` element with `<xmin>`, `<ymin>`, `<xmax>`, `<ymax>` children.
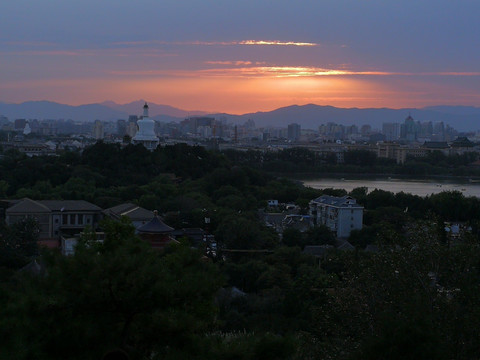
<box><xmin>1</xmin><ymin>0</ymin><xmax>480</xmax><ymax>114</ymax></box>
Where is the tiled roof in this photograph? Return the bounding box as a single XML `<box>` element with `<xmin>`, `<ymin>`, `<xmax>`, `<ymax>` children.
<box><xmin>6</xmin><ymin>198</ymin><xmax>51</xmax><ymax>213</ymax></box>
<box><xmin>451</xmin><ymin>136</ymin><xmax>475</xmax><ymax>148</ymax></box>
<box><xmin>137</xmin><ymin>216</ymin><xmax>174</xmax><ymax>234</ymax></box>
<box><xmin>423</xmin><ymin>141</ymin><xmax>449</xmax><ymax>149</ymax></box>
<box><xmin>40</xmin><ymin>200</ymin><xmax>102</xmax><ymax>212</ymax></box>
<box><xmin>105</xmin><ymin>203</ymin><xmax>137</xmax><ymax>214</ymax></box>
<box><xmin>104</xmin><ymin>203</ymin><xmax>153</xmax><ymax>220</ymax></box>
<box><xmin>336</xmin><ymin>238</ymin><xmax>355</xmax><ymax>251</ymax></box>
<box><xmin>311</xmin><ymin>195</ymin><xmax>363</xmax><ymax>208</ymax></box>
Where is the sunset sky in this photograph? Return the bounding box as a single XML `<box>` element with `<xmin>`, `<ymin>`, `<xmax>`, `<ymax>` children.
<box><xmin>1</xmin><ymin>0</ymin><xmax>480</xmax><ymax>114</ymax></box>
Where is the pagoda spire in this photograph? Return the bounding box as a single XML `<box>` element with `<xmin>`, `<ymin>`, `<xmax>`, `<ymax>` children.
<box><xmin>143</xmin><ymin>102</ymin><xmax>149</xmax><ymax>117</ymax></box>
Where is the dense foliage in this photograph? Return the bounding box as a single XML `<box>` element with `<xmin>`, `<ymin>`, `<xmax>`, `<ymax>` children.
<box><xmin>1</xmin><ymin>143</ymin><xmax>480</xmax><ymax>358</ymax></box>
<box><xmin>223</xmin><ymin>147</ymin><xmax>480</xmax><ymax>177</ymax></box>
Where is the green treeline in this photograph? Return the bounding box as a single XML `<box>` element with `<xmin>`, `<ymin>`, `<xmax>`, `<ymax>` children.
<box><xmin>1</xmin><ymin>143</ymin><xmax>480</xmax><ymax>359</ymax></box>
<box><xmin>222</xmin><ymin>147</ymin><xmax>480</xmax><ymax>176</ymax></box>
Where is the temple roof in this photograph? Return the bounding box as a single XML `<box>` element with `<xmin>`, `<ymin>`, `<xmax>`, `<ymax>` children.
<box><xmin>451</xmin><ymin>136</ymin><xmax>475</xmax><ymax>148</ymax></box>
<box><xmin>137</xmin><ymin>215</ymin><xmax>174</xmax><ymax>234</ymax></box>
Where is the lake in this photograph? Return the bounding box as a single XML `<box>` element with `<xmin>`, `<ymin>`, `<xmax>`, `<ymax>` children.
<box><xmin>302</xmin><ymin>177</ymin><xmax>480</xmax><ymax>197</ymax></box>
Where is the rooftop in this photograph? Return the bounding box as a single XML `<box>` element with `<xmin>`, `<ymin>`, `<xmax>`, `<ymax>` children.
<box><xmin>104</xmin><ymin>203</ymin><xmax>153</xmax><ymax>221</ymax></box>
<box><xmin>137</xmin><ymin>215</ymin><xmax>174</xmax><ymax>234</ymax></box>
<box><xmin>6</xmin><ymin>198</ymin><xmax>102</xmax><ymax>213</ymax></box>
<box><xmin>311</xmin><ymin>195</ymin><xmax>363</xmax><ymax>208</ymax></box>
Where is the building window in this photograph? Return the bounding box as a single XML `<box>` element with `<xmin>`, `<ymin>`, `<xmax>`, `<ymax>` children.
<box><xmin>86</xmin><ymin>217</ymin><xmax>91</xmax><ymax>224</ymax></box>
<box><xmin>70</xmin><ymin>214</ymin><xmax>75</xmax><ymax>224</ymax></box>
<box><xmin>55</xmin><ymin>218</ymin><xmax>59</xmax><ymax>224</ymax></box>
<box><xmin>78</xmin><ymin>214</ymin><xmax>84</xmax><ymax>225</ymax></box>
<box><xmin>62</xmin><ymin>214</ymin><xmax>68</xmax><ymax>225</ymax></box>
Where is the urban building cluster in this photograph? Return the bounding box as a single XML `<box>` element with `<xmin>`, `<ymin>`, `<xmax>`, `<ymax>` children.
<box><xmin>261</xmin><ymin>195</ymin><xmax>363</xmax><ymax>238</ymax></box>
<box><xmin>1</xmin><ymin>106</ymin><xmax>479</xmax><ymax>163</ymax></box>
<box><xmin>2</xmin><ymin>193</ymin><xmax>363</xmax><ymax>257</ymax></box>
<box><xmin>0</xmin><ymin>198</ymin><xmax>209</xmax><ymax>256</ymax></box>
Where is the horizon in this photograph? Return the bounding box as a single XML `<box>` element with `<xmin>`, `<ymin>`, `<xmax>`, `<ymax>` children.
<box><xmin>2</xmin><ymin>1</ymin><xmax>480</xmax><ymax>113</ymax></box>
<box><xmin>2</xmin><ymin>99</ymin><xmax>480</xmax><ymax>117</ymax></box>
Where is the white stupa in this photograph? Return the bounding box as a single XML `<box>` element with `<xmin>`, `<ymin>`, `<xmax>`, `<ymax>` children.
<box><xmin>132</xmin><ymin>102</ymin><xmax>159</xmax><ymax>150</ymax></box>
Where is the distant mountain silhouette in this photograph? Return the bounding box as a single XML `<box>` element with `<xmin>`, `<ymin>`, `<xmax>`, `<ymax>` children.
<box><xmin>0</xmin><ymin>101</ymin><xmax>127</xmax><ymax>122</ymax></box>
<box><xmin>99</xmin><ymin>100</ymin><xmax>208</xmax><ymax>118</ymax></box>
<box><xmin>0</xmin><ymin>101</ymin><xmax>479</xmax><ymax>131</ymax></box>
<box><xmin>0</xmin><ymin>100</ymin><xmax>206</xmax><ymax>122</ymax></box>
<box><xmin>422</xmin><ymin>105</ymin><xmax>480</xmax><ymax>116</ymax></box>
<box><xmin>208</xmin><ymin>104</ymin><xmax>480</xmax><ymax>132</ymax></box>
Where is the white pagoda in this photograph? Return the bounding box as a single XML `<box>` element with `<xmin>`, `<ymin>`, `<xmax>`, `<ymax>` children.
<box><xmin>132</xmin><ymin>102</ymin><xmax>159</xmax><ymax>150</ymax></box>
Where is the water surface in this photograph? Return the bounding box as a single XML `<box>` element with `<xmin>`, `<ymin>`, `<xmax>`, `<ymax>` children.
<box><xmin>303</xmin><ymin>178</ymin><xmax>480</xmax><ymax>197</ymax></box>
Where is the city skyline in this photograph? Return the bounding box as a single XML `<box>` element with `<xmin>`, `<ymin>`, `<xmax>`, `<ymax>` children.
<box><xmin>2</xmin><ymin>1</ymin><xmax>480</xmax><ymax>114</ymax></box>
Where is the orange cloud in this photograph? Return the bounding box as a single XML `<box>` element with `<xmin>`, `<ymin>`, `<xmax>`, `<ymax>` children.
<box><xmin>111</xmin><ymin>39</ymin><xmax>319</xmax><ymax>47</ymax></box>
<box><xmin>199</xmin><ymin>66</ymin><xmax>395</xmax><ymax>78</ymax></box>
<box><xmin>238</xmin><ymin>40</ymin><xmax>318</xmax><ymax>46</ymax></box>
<box><xmin>107</xmin><ymin>66</ymin><xmax>480</xmax><ymax>84</ymax></box>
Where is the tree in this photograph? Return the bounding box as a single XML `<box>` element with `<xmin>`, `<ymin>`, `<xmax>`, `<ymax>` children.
<box><xmin>216</xmin><ymin>215</ymin><xmax>279</xmax><ymax>251</ymax></box>
<box><xmin>312</xmin><ymin>220</ymin><xmax>480</xmax><ymax>359</ymax></box>
<box><xmin>283</xmin><ymin>226</ymin><xmax>335</xmax><ymax>249</ymax></box>
<box><xmin>344</xmin><ymin>149</ymin><xmax>377</xmax><ymax>166</ymax></box>
<box><xmin>349</xmin><ymin>187</ymin><xmax>368</xmax><ymax>204</ymax></box>
<box><xmin>282</xmin><ymin>228</ymin><xmax>303</xmax><ymax>248</ymax></box>
<box><xmin>0</xmin><ymin>180</ymin><xmax>8</xmax><ymax>197</ymax></box>
<box><xmin>0</xmin><ymin>217</ymin><xmax>40</xmax><ymax>269</ymax></box>
<box><xmin>304</xmin><ymin>225</ymin><xmax>336</xmax><ymax>246</ymax></box>
<box><xmin>0</xmin><ymin>219</ymin><xmax>222</xmax><ymax>359</ymax></box>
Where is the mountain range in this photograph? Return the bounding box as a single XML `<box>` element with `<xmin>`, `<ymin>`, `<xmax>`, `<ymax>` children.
<box><xmin>1</xmin><ymin>100</ymin><xmax>480</xmax><ymax>132</ymax></box>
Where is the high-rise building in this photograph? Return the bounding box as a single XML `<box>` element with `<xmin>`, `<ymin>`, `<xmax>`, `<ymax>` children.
<box><xmin>117</xmin><ymin>119</ymin><xmax>127</xmax><ymax>137</ymax></box>
<box><xmin>433</xmin><ymin>122</ymin><xmax>445</xmax><ymax>141</ymax></box>
<box><xmin>180</xmin><ymin>117</ymin><xmax>215</xmax><ymax>136</ymax></box>
<box><xmin>287</xmin><ymin>123</ymin><xmax>301</xmax><ymax>141</ymax></box>
<box><xmin>14</xmin><ymin>119</ymin><xmax>26</xmax><ymax>131</ymax></box>
<box><xmin>126</xmin><ymin>116</ymin><xmax>138</xmax><ymax>138</ymax></box>
<box><xmin>360</xmin><ymin>124</ymin><xmax>372</xmax><ymax>136</ymax></box>
<box><xmin>382</xmin><ymin>122</ymin><xmax>400</xmax><ymax>141</ymax></box>
<box><xmin>420</xmin><ymin>121</ymin><xmax>433</xmax><ymax>138</ymax></box>
<box><xmin>401</xmin><ymin>115</ymin><xmax>417</xmax><ymax>141</ymax></box>
<box><xmin>93</xmin><ymin>120</ymin><xmax>104</xmax><ymax>140</ymax></box>
<box><xmin>0</xmin><ymin>115</ymin><xmax>9</xmax><ymax>126</ymax></box>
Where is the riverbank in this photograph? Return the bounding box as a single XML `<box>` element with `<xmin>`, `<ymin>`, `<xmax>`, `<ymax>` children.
<box><xmin>301</xmin><ymin>177</ymin><xmax>480</xmax><ymax>198</ymax></box>
<box><xmin>286</xmin><ymin>172</ymin><xmax>480</xmax><ymax>183</ymax></box>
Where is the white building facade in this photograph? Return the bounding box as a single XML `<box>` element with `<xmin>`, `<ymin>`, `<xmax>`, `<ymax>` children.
<box><xmin>132</xmin><ymin>103</ymin><xmax>159</xmax><ymax>150</ymax></box>
<box><xmin>309</xmin><ymin>195</ymin><xmax>363</xmax><ymax>238</ymax></box>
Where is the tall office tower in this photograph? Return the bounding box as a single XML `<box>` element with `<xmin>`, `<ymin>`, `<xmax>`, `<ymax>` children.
<box><xmin>382</xmin><ymin>122</ymin><xmax>400</xmax><ymax>141</ymax></box>
<box><xmin>93</xmin><ymin>120</ymin><xmax>104</xmax><ymax>140</ymax></box>
<box><xmin>287</xmin><ymin>123</ymin><xmax>301</xmax><ymax>141</ymax></box>
<box><xmin>117</xmin><ymin>119</ymin><xmax>127</xmax><ymax>137</ymax></box>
